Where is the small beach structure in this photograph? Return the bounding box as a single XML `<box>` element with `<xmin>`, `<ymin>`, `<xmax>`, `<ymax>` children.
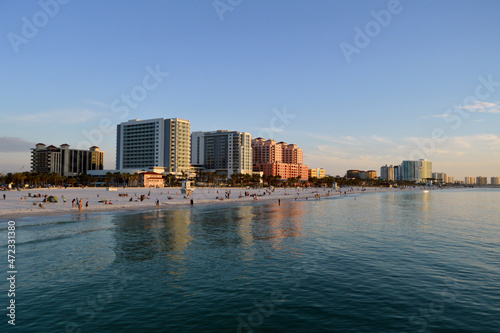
<box><xmin>140</xmin><ymin>172</ymin><xmax>164</xmax><ymax>188</ymax></box>
<box><xmin>181</xmin><ymin>180</ymin><xmax>194</xmax><ymax>196</ymax></box>
<box><xmin>47</xmin><ymin>195</ymin><xmax>58</xmax><ymax>203</ymax></box>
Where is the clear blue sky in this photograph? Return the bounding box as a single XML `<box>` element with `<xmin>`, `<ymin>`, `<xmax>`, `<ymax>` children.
<box><xmin>1</xmin><ymin>0</ymin><xmax>499</xmax><ymax>179</ymax></box>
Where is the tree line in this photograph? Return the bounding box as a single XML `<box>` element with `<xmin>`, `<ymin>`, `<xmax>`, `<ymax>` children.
<box><xmin>0</xmin><ymin>171</ymin><xmax>425</xmax><ymax>189</ymax></box>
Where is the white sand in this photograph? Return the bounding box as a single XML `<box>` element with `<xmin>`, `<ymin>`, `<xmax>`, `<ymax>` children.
<box><xmin>0</xmin><ymin>186</ymin><xmax>426</xmax><ymax>219</ymax></box>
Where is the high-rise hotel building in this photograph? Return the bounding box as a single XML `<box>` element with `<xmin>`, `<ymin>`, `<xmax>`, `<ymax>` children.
<box><xmin>252</xmin><ymin>138</ymin><xmax>309</xmax><ymax>180</ymax></box>
<box><xmin>116</xmin><ymin>118</ymin><xmax>191</xmax><ymax>175</ymax></box>
<box><xmin>191</xmin><ymin>130</ymin><xmax>253</xmax><ymax>176</ymax></box>
<box><xmin>400</xmin><ymin>159</ymin><xmax>432</xmax><ymax>182</ymax></box>
<box><xmin>380</xmin><ymin>165</ymin><xmax>395</xmax><ymax>181</ymax></box>
<box><xmin>31</xmin><ymin>143</ymin><xmax>104</xmax><ymax>177</ymax></box>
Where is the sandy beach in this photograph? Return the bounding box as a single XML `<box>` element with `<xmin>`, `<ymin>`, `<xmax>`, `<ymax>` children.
<box><xmin>0</xmin><ymin>186</ymin><xmax>430</xmax><ymax>220</ymax></box>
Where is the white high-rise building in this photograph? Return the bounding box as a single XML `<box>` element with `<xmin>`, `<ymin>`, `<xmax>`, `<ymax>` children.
<box><xmin>191</xmin><ymin>130</ymin><xmax>252</xmax><ymax>176</ymax></box>
<box><xmin>465</xmin><ymin>177</ymin><xmax>476</xmax><ymax>185</ymax></box>
<box><xmin>116</xmin><ymin>118</ymin><xmax>191</xmax><ymax>175</ymax></box>
<box><xmin>380</xmin><ymin>165</ymin><xmax>395</xmax><ymax>181</ymax></box>
<box><xmin>400</xmin><ymin>159</ymin><xmax>432</xmax><ymax>182</ymax></box>
<box><xmin>432</xmin><ymin>172</ymin><xmax>450</xmax><ymax>183</ymax></box>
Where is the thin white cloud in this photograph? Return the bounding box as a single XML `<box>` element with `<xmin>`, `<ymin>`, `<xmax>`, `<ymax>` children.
<box><xmin>82</xmin><ymin>99</ymin><xmax>110</xmax><ymax>108</ymax></box>
<box><xmin>421</xmin><ymin>113</ymin><xmax>452</xmax><ymax>119</ymax></box>
<box><xmin>311</xmin><ymin>134</ymin><xmax>364</xmax><ymax>146</ymax></box>
<box><xmin>8</xmin><ymin>109</ymin><xmax>109</xmax><ymax>124</ymax></box>
<box><xmin>461</xmin><ymin>101</ymin><xmax>500</xmax><ymax>114</ymax></box>
<box><xmin>422</xmin><ymin>101</ymin><xmax>500</xmax><ymax>119</ymax></box>
<box><xmin>304</xmin><ymin>133</ymin><xmax>500</xmax><ymax>178</ymax></box>
<box><xmin>370</xmin><ymin>135</ymin><xmax>395</xmax><ymax>145</ymax></box>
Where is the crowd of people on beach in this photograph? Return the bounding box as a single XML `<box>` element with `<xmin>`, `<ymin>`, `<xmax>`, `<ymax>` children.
<box><xmin>70</xmin><ymin>198</ymin><xmax>89</xmax><ymax>212</ymax></box>
<box><xmin>2</xmin><ymin>184</ymin><xmax>447</xmax><ymax>218</ymax></box>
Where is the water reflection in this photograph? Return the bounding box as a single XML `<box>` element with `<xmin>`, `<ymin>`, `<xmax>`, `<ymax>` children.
<box><xmin>379</xmin><ymin>191</ymin><xmax>432</xmax><ymax>227</ymax></box>
<box><xmin>250</xmin><ymin>201</ymin><xmax>304</xmax><ymax>249</ymax></box>
<box><xmin>111</xmin><ymin>202</ymin><xmax>305</xmax><ymax>265</ymax></box>
<box><xmin>112</xmin><ymin>209</ymin><xmax>192</xmax><ymax>264</ymax></box>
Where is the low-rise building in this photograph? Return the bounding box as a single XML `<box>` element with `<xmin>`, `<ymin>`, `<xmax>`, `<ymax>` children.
<box><xmin>139</xmin><ymin>172</ymin><xmax>164</xmax><ymax>188</ymax></box>
<box><xmin>309</xmin><ymin>168</ymin><xmax>326</xmax><ymax>179</ymax></box>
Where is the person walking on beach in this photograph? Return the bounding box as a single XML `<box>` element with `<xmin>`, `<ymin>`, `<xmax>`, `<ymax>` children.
<box><xmin>3</xmin><ymin>194</ymin><xmax>5</xmax><ymax>200</ymax></box>
<box><xmin>156</xmin><ymin>198</ymin><xmax>159</xmax><ymax>208</ymax></box>
<box><xmin>278</xmin><ymin>199</ymin><xmax>281</xmax><ymax>206</ymax></box>
<box><xmin>85</xmin><ymin>201</ymin><xmax>89</xmax><ymax>209</ymax></box>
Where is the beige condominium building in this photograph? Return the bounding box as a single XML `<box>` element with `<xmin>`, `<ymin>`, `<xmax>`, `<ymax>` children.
<box><xmin>116</xmin><ymin>118</ymin><xmax>191</xmax><ymax>176</ymax></box>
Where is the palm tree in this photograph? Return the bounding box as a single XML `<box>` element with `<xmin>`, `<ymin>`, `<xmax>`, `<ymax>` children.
<box><xmin>251</xmin><ymin>173</ymin><xmax>261</xmax><ymax>186</ymax></box>
<box><xmin>243</xmin><ymin>173</ymin><xmax>252</xmax><ymax>186</ymax></box>
<box><xmin>130</xmin><ymin>173</ymin><xmax>140</xmax><ymax>187</ymax></box>
<box><xmin>112</xmin><ymin>172</ymin><xmax>122</xmax><ymax>186</ymax></box>
<box><xmin>5</xmin><ymin>173</ymin><xmax>14</xmax><ymax>187</ymax></box>
<box><xmin>12</xmin><ymin>172</ymin><xmax>27</xmax><ymax>188</ymax></box>
<box><xmin>165</xmin><ymin>174</ymin><xmax>176</xmax><ymax>187</ymax></box>
<box><xmin>67</xmin><ymin>177</ymin><xmax>77</xmax><ymax>187</ymax></box>
<box><xmin>104</xmin><ymin>172</ymin><xmax>113</xmax><ymax>187</ymax></box>
<box><xmin>122</xmin><ymin>173</ymin><xmax>131</xmax><ymax>187</ymax></box>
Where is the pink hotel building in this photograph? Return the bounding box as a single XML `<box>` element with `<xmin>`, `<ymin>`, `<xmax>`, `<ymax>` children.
<box><xmin>252</xmin><ymin>138</ymin><xmax>309</xmax><ymax>180</ymax></box>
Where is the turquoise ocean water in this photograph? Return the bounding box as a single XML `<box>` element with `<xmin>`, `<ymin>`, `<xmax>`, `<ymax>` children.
<box><xmin>1</xmin><ymin>188</ymin><xmax>499</xmax><ymax>332</ymax></box>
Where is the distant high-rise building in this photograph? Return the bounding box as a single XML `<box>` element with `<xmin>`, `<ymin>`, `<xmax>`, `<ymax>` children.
<box><xmin>394</xmin><ymin>165</ymin><xmax>401</xmax><ymax>181</ymax></box>
<box><xmin>401</xmin><ymin>159</ymin><xmax>432</xmax><ymax>182</ymax></box>
<box><xmin>380</xmin><ymin>165</ymin><xmax>395</xmax><ymax>181</ymax></box>
<box><xmin>465</xmin><ymin>176</ymin><xmax>476</xmax><ymax>185</ymax></box>
<box><xmin>491</xmin><ymin>177</ymin><xmax>500</xmax><ymax>185</ymax></box>
<box><xmin>191</xmin><ymin>130</ymin><xmax>252</xmax><ymax>176</ymax></box>
<box><xmin>31</xmin><ymin>143</ymin><xmax>104</xmax><ymax>177</ymax></box>
<box><xmin>432</xmin><ymin>172</ymin><xmax>450</xmax><ymax>183</ymax></box>
<box><xmin>476</xmin><ymin>176</ymin><xmax>487</xmax><ymax>185</ymax></box>
<box><xmin>252</xmin><ymin>138</ymin><xmax>308</xmax><ymax>180</ymax></box>
<box><xmin>116</xmin><ymin>118</ymin><xmax>191</xmax><ymax>175</ymax></box>
<box><xmin>346</xmin><ymin>170</ymin><xmax>360</xmax><ymax>179</ymax></box>
<box><xmin>346</xmin><ymin>169</ymin><xmax>376</xmax><ymax>180</ymax></box>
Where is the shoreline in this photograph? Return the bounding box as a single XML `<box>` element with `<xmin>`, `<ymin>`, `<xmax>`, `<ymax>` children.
<box><xmin>0</xmin><ymin>185</ymin><xmax>459</xmax><ymax>221</ymax></box>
